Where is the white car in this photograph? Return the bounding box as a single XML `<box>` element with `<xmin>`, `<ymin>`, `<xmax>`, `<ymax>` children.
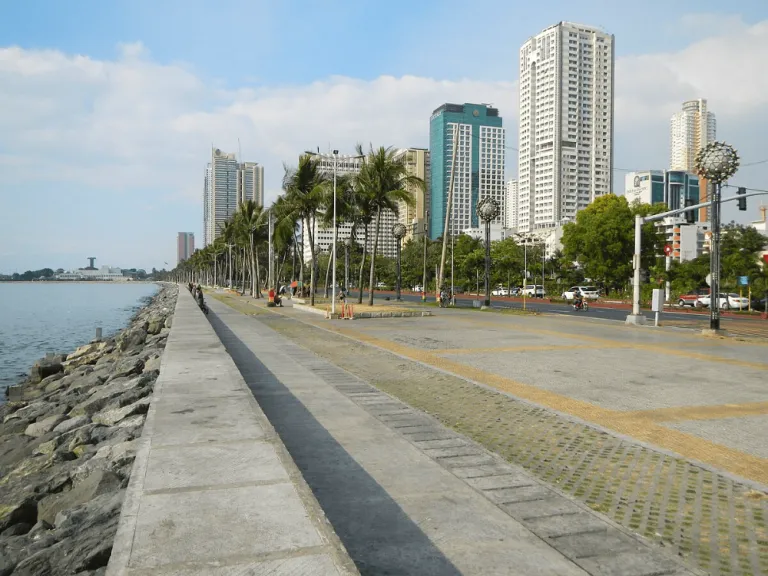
<box><xmin>521</xmin><ymin>284</ymin><xmax>546</xmax><ymax>297</ymax></box>
<box><xmin>491</xmin><ymin>287</ymin><xmax>509</xmax><ymax>296</ymax></box>
<box><xmin>696</xmin><ymin>292</ymin><xmax>749</xmax><ymax>310</ymax></box>
<box><xmin>562</xmin><ymin>286</ymin><xmax>600</xmax><ymax>301</ymax></box>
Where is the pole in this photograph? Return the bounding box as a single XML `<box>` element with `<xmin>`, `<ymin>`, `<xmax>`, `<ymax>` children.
<box><xmin>709</xmin><ymin>182</ymin><xmax>722</xmax><ymax>331</ymax></box>
<box><xmin>665</xmin><ymin>255</ymin><xmax>671</xmax><ymax>302</ymax></box>
<box><xmin>523</xmin><ymin>240</ymin><xmax>527</xmax><ymax>311</ymax></box>
<box><xmin>484</xmin><ymin>219</ymin><xmax>491</xmax><ymax>307</ymax></box>
<box><xmin>625</xmin><ymin>214</ymin><xmax>646</xmax><ymax>324</ymax></box>
<box><xmin>345</xmin><ymin>242</ymin><xmax>349</xmax><ymax>292</ymax></box>
<box><xmin>228</xmin><ymin>244</ymin><xmax>233</xmax><ymax>289</ymax></box>
<box><xmin>438</xmin><ymin>124</ymin><xmax>460</xmax><ymax>300</ymax></box>
<box><xmin>268</xmin><ymin>211</ymin><xmax>274</xmax><ymax>291</ymax></box>
<box><xmin>422</xmin><ymin>212</ymin><xmax>428</xmax><ymax>302</ymax></box>
<box><xmin>396</xmin><ymin>237</ymin><xmax>402</xmax><ymax>301</ymax></box>
<box><xmin>332</xmin><ymin>153</ymin><xmax>338</xmax><ymax>315</ymax></box>
<box><xmin>451</xmin><ymin>231</ymin><xmax>455</xmax><ymax>306</ymax></box>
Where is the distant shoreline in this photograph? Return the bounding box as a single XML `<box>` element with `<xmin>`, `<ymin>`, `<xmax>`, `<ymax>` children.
<box><xmin>0</xmin><ymin>280</ymin><xmax>158</xmax><ymax>284</ymax></box>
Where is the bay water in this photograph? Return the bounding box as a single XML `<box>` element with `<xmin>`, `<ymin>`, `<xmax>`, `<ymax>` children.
<box><xmin>0</xmin><ymin>282</ymin><xmax>159</xmax><ymax>399</ymax></box>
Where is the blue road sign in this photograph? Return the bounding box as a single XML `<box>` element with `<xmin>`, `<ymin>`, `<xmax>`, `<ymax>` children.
<box><xmin>738</xmin><ymin>276</ymin><xmax>749</xmax><ymax>286</ymax></box>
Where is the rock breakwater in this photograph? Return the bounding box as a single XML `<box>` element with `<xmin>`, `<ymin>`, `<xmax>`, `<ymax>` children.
<box><xmin>0</xmin><ymin>284</ymin><xmax>178</xmax><ymax>575</ymax></box>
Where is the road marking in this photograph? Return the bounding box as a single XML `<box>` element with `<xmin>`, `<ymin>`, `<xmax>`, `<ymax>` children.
<box><xmin>622</xmin><ymin>401</ymin><xmax>768</xmax><ymax>423</ymax></box>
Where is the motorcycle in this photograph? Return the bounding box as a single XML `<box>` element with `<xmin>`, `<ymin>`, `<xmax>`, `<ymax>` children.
<box><xmin>439</xmin><ymin>291</ymin><xmax>449</xmax><ymax>308</ymax></box>
<box><xmin>573</xmin><ymin>299</ymin><xmax>588</xmax><ymax>311</ymax></box>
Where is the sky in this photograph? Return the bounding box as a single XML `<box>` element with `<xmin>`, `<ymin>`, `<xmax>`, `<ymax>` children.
<box><xmin>1</xmin><ymin>0</ymin><xmax>768</xmax><ymax>273</ymax></box>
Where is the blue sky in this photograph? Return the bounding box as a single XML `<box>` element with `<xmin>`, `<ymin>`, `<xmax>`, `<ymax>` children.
<box><xmin>1</xmin><ymin>1</ymin><xmax>767</xmax><ymax>272</ymax></box>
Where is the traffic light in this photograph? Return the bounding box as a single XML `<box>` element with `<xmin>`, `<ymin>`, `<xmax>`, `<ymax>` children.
<box><xmin>737</xmin><ymin>187</ymin><xmax>747</xmax><ymax>211</ymax></box>
<box><xmin>684</xmin><ymin>198</ymin><xmax>696</xmax><ymax>224</ymax></box>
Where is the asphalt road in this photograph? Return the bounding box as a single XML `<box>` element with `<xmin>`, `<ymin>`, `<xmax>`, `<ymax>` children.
<box><xmin>347</xmin><ymin>290</ymin><xmax>757</xmax><ymax>324</ymax></box>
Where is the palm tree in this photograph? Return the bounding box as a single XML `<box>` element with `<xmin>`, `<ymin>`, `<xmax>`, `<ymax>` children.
<box><xmin>356</xmin><ymin>146</ymin><xmax>421</xmax><ymax>306</ymax></box>
<box><xmin>280</xmin><ymin>155</ymin><xmax>328</xmax><ymax>306</ymax></box>
<box><xmin>236</xmin><ymin>200</ymin><xmax>267</xmax><ymax>297</ymax></box>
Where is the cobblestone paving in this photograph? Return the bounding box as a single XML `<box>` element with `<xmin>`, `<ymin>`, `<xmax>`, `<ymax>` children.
<box><xmin>222</xmin><ymin>300</ymin><xmax>768</xmax><ymax>576</ymax></box>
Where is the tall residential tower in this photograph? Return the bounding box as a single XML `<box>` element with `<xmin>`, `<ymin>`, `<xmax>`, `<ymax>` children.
<box><xmin>177</xmin><ymin>232</ymin><xmax>195</xmax><ymax>265</ymax></box>
<box><xmin>394</xmin><ymin>148</ymin><xmax>430</xmax><ymax>242</ymax></box>
<box><xmin>429</xmin><ymin>103</ymin><xmax>505</xmax><ymax>240</ymax></box>
<box><xmin>517</xmin><ymin>22</ymin><xmax>614</xmax><ymax>232</ymax></box>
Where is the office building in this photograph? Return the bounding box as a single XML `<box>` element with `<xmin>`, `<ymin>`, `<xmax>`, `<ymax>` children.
<box><xmin>429</xmin><ymin>103</ymin><xmax>505</xmax><ymax>240</ymax></box>
<box><xmin>624</xmin><ymin>170</ymin><xmax>700</xmax><ymax>216</ymax></box>
<box><xmin>505</xmin><ymin>179</ymin><xmax>518</xmax><ymax>230</ymax></box>
<box><xmin>656</xmin><ymin>218</ymin><xmax>710</xmax><ymax>262</ymax></box>
<box><xmin>517</xmin><ymin>22</ymin><xmax>614</xmax><ymax>232</ymax></box>
<box><xmin>670</xmin><ymin>99</ymin><xmax>716</xmax><ymax>221</ymax></box>
<box><xmin>203</xmin><ymin>149</ymin><xmax>265</xmax><ymax>246</ymax></box>
<box><xmin>238</xmin><ymin>162</ymin><xmax>264</xmax><ymax>207</ymax></box>
<box><xmin>302</xmin><ymin>153</ymin><xmax>399</xmax><ymax>263</ymax></box>
<box><xmin>394</xmin><ymin>148</ymin><xmax>430</xmax><ymax>242</ymax></box>
<box><xmin>177</xmin><ymin>232</ymin><xmax>195</xmax><ymax>265</ymax></box>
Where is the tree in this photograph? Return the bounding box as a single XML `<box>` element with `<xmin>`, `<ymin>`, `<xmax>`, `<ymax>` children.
<box><xmin>237</xmin><ymin>200</ymin><xmax>267</xmax><ymax>297</ymax></box>
<box><xmin>355</xmin><ymin>146</ymin><xmax>421</xmax><ymax>306</ymax></box>
<box><xmin>562</xmin><ymin>195</ymin><xmax>665</xmax><ymax>294</ymax></box>
<box><xmin>280</xmin><ymin>155</ymin><xmax>328</xmax><ymax>306</ymax></box>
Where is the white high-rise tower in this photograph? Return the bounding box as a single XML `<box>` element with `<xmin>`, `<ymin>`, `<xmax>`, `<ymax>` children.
<box><xmin>505</xmin><ymin>179</ymin><xmax>518</xmax><ymax>230</ymax></box>
<box><xmin>517</xmin><ymin>22</ymin><xmax>614</xmax><ymax>232</ymax></box>
<box><xmin>670</xmin><ymin>99</ymin><xmax>716</xmax><ymax>172</ymax></box>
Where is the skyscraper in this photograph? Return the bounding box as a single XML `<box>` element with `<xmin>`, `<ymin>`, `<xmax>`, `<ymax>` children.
<box><xmin>429</xmin><ymin>103</ymin><xmax>505</xmax><ymax>240</ymax></box>
<box><xmin>238</xmin><ymin>162</ymin><xmax>264</xmax><ymax>207</ymax></box>
<box><xmin>203</xmin><ymin>149</ymin><xmax>265</xmax><ymax>246</ymax></box>
<box><xmin>394</xmin><ymin>148</ymin><xmax>430</xmax><ymax>242</ymax></box>
<box><xmin>177</xmin><ymin>232</ymin><xmax>195</xmax><ymax>265</ymax></box>
<box><xmin>517</xmin><ymin>22</ymin><xmax>614</xmax><ymax>232</ymax></box>
<box><xmin>670</xmin><ymin>99</ymin><xmax>716</xmax><ymax>220</ymax></box>
<box><xmin>505</xmin><ymin>179</ymin><xmax>518</xmax><ymax>230</ymax></box>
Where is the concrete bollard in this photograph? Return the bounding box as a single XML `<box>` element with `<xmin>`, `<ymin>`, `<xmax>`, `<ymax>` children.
<box><xmin>95</xmin><ymin>327</ymin><xmax>103</xmax><ymax>341</ymax></box>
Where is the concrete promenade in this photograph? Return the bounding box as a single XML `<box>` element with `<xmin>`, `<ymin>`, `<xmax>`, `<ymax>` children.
<box><xmin>207</xmin><ymin>295</ymin><xmax>699</xmax><ymax>576</ymax></box>
<box><xmin>106</xmin><ymin>288</ymin><xmax>356</xmax><ymax>575</ymax></box>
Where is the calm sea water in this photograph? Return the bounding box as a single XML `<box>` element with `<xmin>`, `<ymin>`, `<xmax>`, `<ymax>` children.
<box><xmin>0</xmin><ymin>283</ymin><xmax>159</xmax><ymax>398</ymax></box>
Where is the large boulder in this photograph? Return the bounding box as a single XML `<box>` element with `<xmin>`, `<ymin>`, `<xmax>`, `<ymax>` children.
<box><xmin>69</xmin><ymin>373</ymin><xmax>151</xmax><ymax>418</ymax></box>
<box><xmin>24</xmin><ymin>414</ymin><xmax>67</xmax><ymax>438</ymax></box>
<box><xmin>146</xmin><ymin>313</ymin><xmax>166</xmax><ymax>335</ymax></box>
<box><xmin>52</xmin><ymin>415</ymin><xmax>90</xmax><ymax>435</ymax></box>
<box><xmin>92</xmin><ymin>397</ymin><xmax>151</xmax><ymax>427</ymax></box>
<box><xmin>109</xmin><ymin>356</ymin><xmax>145</xmax><ymax>379</ymax></box>
<box><xmin>61</xmin><ymin>341</ymin><xmax>113</xmax><ymax>369</ymax></box>
<box><xmin>142</xmin><ymin>355</ymin><xmax>162</xmax><ymax>374</ymax></box>
<box><xmin>164</xmin><ymin>315</ymin><xmax>173</xmax><ymax>329</ymax></box>
<box><xmin>116</xmin><ymin>325</ymin><xmax>147</xmax><ymax>353</ymax></box>
<box><xmin>37</xmin><ymin>469</ymin><xmax>121</xmax><ymax>526</ymax></box>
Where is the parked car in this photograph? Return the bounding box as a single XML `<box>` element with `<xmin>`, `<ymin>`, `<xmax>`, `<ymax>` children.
<box><xmin>677</xmin><ymin>288</ymin><xmax>710</xmax><ymax>308</ymax></box>
<box><xmin>696</xmin><ymin>292</ymin><xmax>749</xmax><ymax>310</ymax></box>
<box><xmin>561</xmin><ymin>286</ymin><xmax>600</xmax><ymax>301</ymax></box>
<box><xmin>412</xmin><ymin>285</ymin><xmax>423</xmax><ymax>292</ymax></box>
<box><xmin>751</xmin><ymin>296</ymin><xmax>768</xmax><ymax>311</ymax></box>
<box><xmin>521</xmin><ymin>284</ymin><xmax>546</xmax><ymax>298</ymax></box>
<box><xmin>491</xmin><ymin>286</ymin><xmax>509</xmax><ymax>296</ymax></box>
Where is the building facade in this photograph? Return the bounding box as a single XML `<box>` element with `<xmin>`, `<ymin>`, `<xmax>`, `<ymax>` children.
<box><xmin>505</xmin><ymin>179</ymin><xmax>519</xmax><ymax>230</ymax></box>
<box><xmin>670</xmin><ymin>99</ymin><xmax>716</xmax><ymax>221</ymax></box>
<box><xmin>56</xmin><ymin>266</ymin><xmax>126</xmax><ymax>281</ymax></box>
<box><xmin>517</xmin><ymin>22</ymin><xmax>614</xmax><ymax>233</ymax></box>
<box><xmin>302</xmin><ymin>154</ymin><xmax>399</xmax><ymax>264</ymax></box>
<box><xmin>429</xmin><ymin>103</ymin><xmax>505</xmax><ymax>240</ymax></box>
<box><xmin>238</xmin><ymin>162</ymin><xmax>264</xmax><ymax>207</ymax></box>
<box><xmin>204</xmin><ymin>149</ymin><xmax>265</xmax><ymax>247</ymax></box>
<box><xmin>624</xmin><ymin>170</ymin><xmax>700</xmax><ymax>217</ymax></box>
<box><xmin>177</xmin><ymin>232</ymin><xmax>195</xmax><ymax>265</ymax></box>
<box><xmin>394</xmin><ymin>148</ymin><xmax>430</xmax><ymax>242</ymax></box>
<box><xmin>656</xmin><ymin>217</ymin><xmax>710</xmax><ymax>263</ymax></box>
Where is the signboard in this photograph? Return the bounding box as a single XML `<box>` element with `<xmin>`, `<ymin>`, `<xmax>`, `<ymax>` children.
<box><xmin>738</xmin><ymin>276</ymin><xmax>749</xmax><ymax>286</ymax></box>
<box><xmin>706</xmin><ymin>273</ymin><xmax>711</xmax><ymax>287</ymax></box>
<box><xmin>663</xmin><ymin>245</ymin><xmax>673</xmax><ymax>257</ymax></box>
<box><xmin>651</xmin><ymin>289</ymin><xmax>665</xmax><ymax>312</ymax></box>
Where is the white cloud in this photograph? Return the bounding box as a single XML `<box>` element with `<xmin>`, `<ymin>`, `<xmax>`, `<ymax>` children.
<box><xmin>1</xmin><ymin>14</ymin><xmax>767</xmax><ymax>270</ymax></box>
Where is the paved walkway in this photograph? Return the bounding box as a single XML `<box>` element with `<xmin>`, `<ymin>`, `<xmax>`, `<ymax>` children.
<box><xmin>207</xmin><ymin>296</ymin><xmax>698</xmax><ymax>576</ymax></box>
<box><xmin>106</xmin><ymin>289</ymin><xmax>356</xmax><ymax>576</ymax></box>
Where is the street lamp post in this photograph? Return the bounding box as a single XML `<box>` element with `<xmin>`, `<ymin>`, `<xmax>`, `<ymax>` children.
<box><xmin>344</xmin><ymin>237</ymin><xmax>352</xmax><ymax>292</ymax></box>
<box><xmin>392</xmin><ymin>223</ymin><xmax>407</xmax><ymax>301</ymax></box>
<box><xmin>422</xmin><ymin>211</ymin><xmax>429</xmax><ymax>302</ymax></box>
<box><xmin>477</xmin><ymin>197</ymin><xmax>500</xmax><ymax>308</ymax></box>
<box><xmin>331</xmin><ymin>150</ymin><xmax>339</xmax><ymax>314</ymax></box>
<box><xmin>694</xmin><ymin>141</ymin><xmax>740</xmax><ymax>332</ymax></box>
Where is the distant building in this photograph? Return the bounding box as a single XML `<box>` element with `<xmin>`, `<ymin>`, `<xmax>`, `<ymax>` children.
<box><xmin>505</xmin><ymin>180</ymin><xmax>518</xmax><ymax>230</ymax></box>
<box><xmin>517</xmin><ymin>22</ymin><xmax>615</xmax><ymax>232</ymax></box>
<box><xmin>238</xmin><ymin>162</ymin><xmax>264</xmax><ymax>207</ymax></box>
<box><xmin>670</xmin><ymin>99</ymin><xmax>716</xmax><ymax>221</ymax></box>
<box><xmin>624</xmin><ymin>170</ymin><xmax>700</xmax><ymax>218</ymax></box>
<box><xmin>177</xmin><ymin>232</ymin><xmax>195</xmax><ymax>265</ymax></box>
<box><xmin>429</xmin><ymin>103</ymin><xmax>505</xmax><ymax>240</ymax></box>
<box><xmin>462</xmin><ymin>224</ymin><xmax>505</xmax><ymax>242</ymax></box>
<box><xmin>394</xmin><ymin>148</ymin><xmax>430</xmax><ymax>242</ymax></box>
<box><xmin>655</xmin><ymin>218</ymin><xmax>710</xmax><ymax>262</ymax></box>
<box><xmin>56</xmin><ymin>265</ymin><xmax>126</xmax><ymax>281</ymax></box>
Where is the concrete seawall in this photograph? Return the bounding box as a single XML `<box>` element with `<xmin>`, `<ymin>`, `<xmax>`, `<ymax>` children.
<box><xmin>106</xmin><ymin>287</ymin><xmax>356</xmax><ymax>575</ymax></box>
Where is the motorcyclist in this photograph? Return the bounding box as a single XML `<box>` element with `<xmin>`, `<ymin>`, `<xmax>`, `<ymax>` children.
<box><xmin>439</xmin><ymin>284</ymin><xmax>449</xmax><ymax>307</ymax></box>
<box><xmin>573</xmin><ymin>290</ymin><xmax>584</xmax><ymax>310</ymax></box>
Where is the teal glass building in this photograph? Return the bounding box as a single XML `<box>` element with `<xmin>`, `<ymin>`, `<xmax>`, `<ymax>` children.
<box><xmin>429</xmin><ymin>103</ymin><xmax>505</xmax><ymax>240</ymax></box>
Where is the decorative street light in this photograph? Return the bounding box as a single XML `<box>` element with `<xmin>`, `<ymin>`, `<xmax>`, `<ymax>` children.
<box><xmin>477</xmin><ymin>197</ymin><xmax>500</xmax><ymax>308</ymax></box>
<box><xmin>694</xmin><ymin>141</ymin><xmax>739</xmax><ymax>331</ymax></box>
<box><xmin>344</xmin><ymin>237</ymin><xmax>353</xmax><ymax>292</ymax></box>
<box><xmin>392</xmin><ymin>223</ymin><xmax>407</xmax><ymax>301</ymax></box>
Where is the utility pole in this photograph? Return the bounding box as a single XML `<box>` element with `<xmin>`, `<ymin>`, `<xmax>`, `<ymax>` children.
<box><xmin>268</xmin><ymin>209</ymin><xmax>274</xmax><ymax>291</ymax></box>
<box><xmin>422</xmin><ymin>211</ymin><xmax>429</xmax><ymax>302</ymax></box>
<box><xmin>438</xmin><ymin>124</ymin><xmax>460</xmax><ymax>301</ymax></box>
<box><xmin>332</xmin><ymin>150</ymin><xmax>338</xmax><ymax>315</ymax></box>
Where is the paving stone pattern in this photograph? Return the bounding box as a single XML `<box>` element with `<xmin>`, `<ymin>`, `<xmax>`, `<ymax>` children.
<box><xmin>256</xmin><ymin>311</ymin><xmax>768</xmax><ymax>576</ymax></box>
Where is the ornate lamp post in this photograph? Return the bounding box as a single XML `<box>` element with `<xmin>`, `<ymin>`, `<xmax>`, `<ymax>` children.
<box><xmin>392</xmin><ymin>223</ymin><xmax>407</xmax><ymax>301</ymax></box>
<box><xmin>477</xmin><ymin>197</ymin><xmax>500</xmax><ymax>308</ymax></box>
<box><xmin>694</xmin><ymin>141</ymin><xmax>739</xmax><ymax>331</ymax></box>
